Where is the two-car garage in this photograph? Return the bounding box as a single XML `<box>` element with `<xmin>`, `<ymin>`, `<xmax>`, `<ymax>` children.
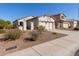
<box><xmin>38</xmin><ymin>16</ymin><xmax>55</xmax><ymax>31</ymax></box>
<box><xmin>39</xmin><ymin>21</ymin><xmax>55</xmax><ymax>31</ymax></box>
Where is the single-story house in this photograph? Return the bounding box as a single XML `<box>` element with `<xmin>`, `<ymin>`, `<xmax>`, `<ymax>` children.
<box><xmin>13</xmin><ymin>13</ymin><xmax>78</xmax><ymax>31</ymax></box>
<box><xmin>13</xmin><ymin>15</ymin><xmax>55</xmax><ymax>31</ymax></box>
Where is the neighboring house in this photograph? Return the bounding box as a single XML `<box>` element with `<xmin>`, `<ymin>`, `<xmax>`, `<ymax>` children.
<box><xmin>13</xmin><ymin>13</ymin><xmax>78</xmax><ymax>31</ymax></box>
<box><xmin>13</xmin><ymin>15</ymin><xmax>55</xmax><ymax>31</ymax></box>
<box><xmin>75</xmin><ymin>20</ymin><xmax>79</xmax><ymax>28</ymax></box>
<box><xmin>62</xmin><ymin>20</ymin><xmax>74</xmax><ymax>29</ymax></box>
<box><xmin>51</xmin><ymin>13</ymin><xmax>67</xmax><ymax>29</ymax></box>
<box><xmin>62</xmin><ymin>20</ymin><xmax>79</xmax><ymax>29</ymax></box>
<box><xmin>51</xmin><ymin>13</ymin><xmax>78</xmax><ymax>29</ymax></box>
<box><xmin>62</xmin><ymin>21</ymin><xmax>71</xmax><ymax>29</ymax></box>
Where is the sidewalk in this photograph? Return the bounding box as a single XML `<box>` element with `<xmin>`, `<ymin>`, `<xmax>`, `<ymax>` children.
<box><xmin>6</xmin><ymin>29</ymin><xmax>79</xmax><ymax>56</ymax></box>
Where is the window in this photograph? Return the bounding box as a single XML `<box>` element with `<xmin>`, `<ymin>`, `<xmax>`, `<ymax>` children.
<box><xmin>61</xmin><ymin>16</ymin><xmax>64</xmax><ymax>19</ymax></box>
<box><xmin>19</xmin><ymin>22</ymin><xmax>23</xmax><ymax>26</ymax></box>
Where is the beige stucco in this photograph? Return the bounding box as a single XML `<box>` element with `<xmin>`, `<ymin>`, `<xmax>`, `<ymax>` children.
<box><xmin>73</xmin><ymin>21</ymin><xmax>77</xmax><ymax>28</ymax></box>
<box><xmin>15</xmin><ymin>16</ymin><xmax>55</xmax><ymax>31</ymax></box>
<box><xmin>38</xmin><ymin>16</ymin><xmax>55</xmax><ymax>31</ymax></box>
<box><xmin>13</xmin><ymin>13</ymin><xmax>78</xmax><ymax>30</ymax></box>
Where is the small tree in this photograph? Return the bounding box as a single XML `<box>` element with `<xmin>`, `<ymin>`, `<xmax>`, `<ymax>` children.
<box><xmin>0</xmin><ymin>19</ymin><xmax>12</xmax><ymax>29</ymax></box>
<box><xmin>36</xmin><ymin>25</ymin><xmax>45</xmax><ymax>34</ymax></box>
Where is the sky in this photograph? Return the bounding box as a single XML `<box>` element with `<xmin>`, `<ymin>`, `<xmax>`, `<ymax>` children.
<box><xmin>0</xmin><ymin>3</ymin><xmax>78</xmax><ymax>21</ymax></box>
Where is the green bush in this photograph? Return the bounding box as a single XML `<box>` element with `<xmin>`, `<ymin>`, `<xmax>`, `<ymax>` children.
<box><xmin>5</xmin><ymin>30</ymin><xmax>22</xmax><ymax>40</ymax></box>
<box><xmin>0</xmin><ymin>29</ymin><xmax>6</xmax><ymax>34</ymax></box>
<box><xmin>36</xmin><ymin>25</ymin><xmax>45</xmax><ymax>34</ymax></box>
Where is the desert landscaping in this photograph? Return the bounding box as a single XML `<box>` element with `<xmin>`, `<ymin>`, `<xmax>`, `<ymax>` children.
<box><xmin>0</xmin><ymin>26</ymin><xmax>66</xmax><ymax>55</ymax></box>
<box><xmin>0</xmin><ymin>13</ymin><xmax>78</xmax><ymax>56</ymax></box>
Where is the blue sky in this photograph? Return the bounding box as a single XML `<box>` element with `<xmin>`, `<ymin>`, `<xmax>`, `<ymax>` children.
<box><xmin>0</xmin><ymin>3</ymin><xmax>78</xmax><ymax>21</ymax></box>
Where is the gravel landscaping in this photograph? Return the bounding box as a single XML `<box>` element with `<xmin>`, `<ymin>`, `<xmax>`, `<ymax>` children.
<box><xmin>0</xmin><ymin>31</ymin><xmax>67</xmax><ymax>55</ymax></box>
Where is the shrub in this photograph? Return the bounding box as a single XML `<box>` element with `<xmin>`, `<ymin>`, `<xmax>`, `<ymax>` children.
<box><xmin>36</xmin><ymin>25</ymin><xmax>45</xmax><ymax>34</ymax></box>
<box><xmin>52</xmin><ymin>32</ymin><xmax>58</xmax><ymax>35</ymax></box>
<box><xmin>0</xmin><ymin>29</ymin><xmax>6</xmax><ymax>34</ymax></box>
<box><xmin>5</xmin><ymin>30</ymin><xmax>22</xmax><ymax>40</ymax></box>
<box><xmin>29</xmin><ymin>31</ymin><xmax>39</xmax><ymax>41</ymax></box>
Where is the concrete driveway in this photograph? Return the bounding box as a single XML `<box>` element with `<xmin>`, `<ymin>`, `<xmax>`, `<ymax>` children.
<box><xmin>6</xmin><ymin>29</ymin><xmax>79</xmax><ymax>56</ymax></box>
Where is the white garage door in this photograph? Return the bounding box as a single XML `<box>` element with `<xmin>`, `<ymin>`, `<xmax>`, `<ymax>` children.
<box><xmin>45</xmin><ymin>23</ymin><xmax>49</xmax><ymax>30</ymax></box>
<box><xmin>39</xmin><ymin>22</ymin><xmax>53</xmax><ymax>31</ymax></box>
<box><xmin>45</xmin><ymin>22</ymin><xmax>53</xmax><ymax>31</ymax></box>
<box><xmin>49</xmin><ymin>23</ymin><xmax>53</xmax><ymax>30</ymax></box>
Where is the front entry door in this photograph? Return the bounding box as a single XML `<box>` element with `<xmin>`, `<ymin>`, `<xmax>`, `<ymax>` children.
<box><xmin>27</xmin><ymin>21</ymin><xmax>31</xmax><ymax>30</ymax></box>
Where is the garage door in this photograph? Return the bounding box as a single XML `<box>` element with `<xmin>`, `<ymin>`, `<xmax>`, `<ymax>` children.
<box><xmin>39</xmin><ymin>22</ymin><xmax>53</xmax><ymax>31</ymax></box>
<box><xmin>45</xmin><ymin>22</ymin><xmax>53</xmax><ymax>31</ymax></box>
<box><xmin>63</xmin><ymin>23</ymin><xmax>69</xmax><ymax>28</ymax></box>
<box><xmin>45</xmin><ymin>23</ymin><xmax>49</xmax><ymax>30</ymax></box>
<box><xmin>49</xmin><ymin>23</ymin><xmax>53</xmax><ymax>30</ymax></box>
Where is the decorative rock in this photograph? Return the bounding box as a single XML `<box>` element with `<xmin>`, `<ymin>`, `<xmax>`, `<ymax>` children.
<box><xmin>5</xmin><ymin>46</ymin><xmax>17</xmax><ymax>51</ymax></box>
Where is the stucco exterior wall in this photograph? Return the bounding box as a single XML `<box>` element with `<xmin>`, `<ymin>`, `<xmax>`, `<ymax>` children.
<box><xmin>16</xmin><ymin>16</ymin><xmax>34</xmax><ymax>30</ymax></box>
<box><xmin>73</xmin><ymin>21</ymin><xmax>77</xmax><ymax>28</ymax></box>
<box><xmin>52</xmin><ymin>14</ymin><xmax>67</xmax><ymax>29</ymax></box>
<box><xmin>76</xmin><ymin>21</ymin><xmax>79</xmax><ymax>28</ymax></box>
<box><xmin>38</xmin><ymin>16</ymin><xmax>55</xmax><ymax>31</ymax></box>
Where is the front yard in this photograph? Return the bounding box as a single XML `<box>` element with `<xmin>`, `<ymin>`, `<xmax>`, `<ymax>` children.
<box><xmin>0</xmin><ymin>29</ymin><xmax>66</xmax><ymax>55</ymax></box>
